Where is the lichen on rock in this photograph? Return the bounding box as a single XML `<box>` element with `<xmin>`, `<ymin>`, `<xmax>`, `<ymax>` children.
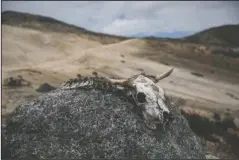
<box><xmin>2</xmin><ymin>79</ymin><xmax>206</xmax><ymax>159</ymax></box>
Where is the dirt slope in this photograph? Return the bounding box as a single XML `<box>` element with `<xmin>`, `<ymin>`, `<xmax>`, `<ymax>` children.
<box><xmin>2</xmin><ymin>11</ymin><xmax>128</xmax><ymax>44</ymax></box>
<box><xmin>2</xmin><ymin>11</ymin><xmax>239</xmax><ymax>159</ymax></box>
<box><xmin>2</xmin><ymin>25</ymin><xmax>102</xmax><ymax>69</ymax></box>
<box><xmin>2</xmin><ymin>24</ymin><xmax>239</xmax><ymax>115</ymax></box>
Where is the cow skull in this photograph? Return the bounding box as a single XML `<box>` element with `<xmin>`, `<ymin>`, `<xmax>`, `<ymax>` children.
<box><xmin>105</xmin><ymin>68</ymin><xmax>174</xmax><ymax>129</ymax></box>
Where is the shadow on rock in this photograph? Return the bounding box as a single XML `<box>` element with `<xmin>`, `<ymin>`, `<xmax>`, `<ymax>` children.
<box><xmin>36</xmin><ymin>83</ymin><xmax>56</xmax><ymax>93</ymax></box>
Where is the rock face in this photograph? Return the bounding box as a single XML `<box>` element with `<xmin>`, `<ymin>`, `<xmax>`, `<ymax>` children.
<box><xmin>2</xmin><ymin>87</ymin><xmax>206</xmax><ymax>159</ymax></box>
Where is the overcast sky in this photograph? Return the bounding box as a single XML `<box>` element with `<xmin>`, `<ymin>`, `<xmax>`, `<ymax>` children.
<box><xmin>2</xmin><ymin>1</ymin><xmax>239</xmax><ymax>38</ymax></box>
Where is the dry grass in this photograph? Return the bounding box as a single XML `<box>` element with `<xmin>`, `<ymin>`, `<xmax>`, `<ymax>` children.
<box><xmin>2</xmin><ymin>11</ymin><xmax>128</xmax><ymax>45</ymax></box>
<box><xmin>139</xmin><ymin>39</ymin><xmax>239</xmax><ymax>73</ymax></box>
<box><xmin>2</xmin><ymin>23</ymin><xmax>239</xmax><ymax>115</ymax></box>
<box><xmin>2</xmin><ymin>11</ymin><xmax>239</xmax><ymax>159</ymax></box>
<box><xmin>180</xmin><ymin>106</ymin><xmax>239</xmax><ymax>159</ymax></box>
<box><xmin>184</xmin><ymin>24</ymin><xmax>239</xmax><ymax>47</ymax></box>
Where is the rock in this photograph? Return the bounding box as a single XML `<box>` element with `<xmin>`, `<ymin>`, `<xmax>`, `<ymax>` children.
<box><xmin>36</xmin><ymin>82</ymin><xmax>56</xmax><ymax>93</ymax></box>
<box><xmin>2</xmin><ymin>87</ymin><xmax>206</xmax><ymax>159</ymax></box>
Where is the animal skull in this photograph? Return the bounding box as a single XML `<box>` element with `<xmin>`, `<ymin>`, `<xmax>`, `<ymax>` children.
<box><xmin>105</xmin><ymin>68</ymin><xmax>174</xmax><ymax>129</ymax></box>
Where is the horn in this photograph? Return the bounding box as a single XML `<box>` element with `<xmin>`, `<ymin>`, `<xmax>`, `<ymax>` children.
<box><xmin>104</xmin><ymin>77</ymin><xmax>128</xmax><ymax>85</ymax></box>
<box><xmin>155</xmin><ymin>68</ymin><xmax>174</xmax><ymax>82</ymax></box>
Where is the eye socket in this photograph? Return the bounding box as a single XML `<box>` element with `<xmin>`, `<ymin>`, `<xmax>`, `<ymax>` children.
<box><xmin>163</xmin><ymin>111</ymin><xmax>170</xmax><ymax>118</ymax></box>
<box><xmin>163</xmin><ymin>111</ymin><xmax>173</xmax><ymax>122</ymax></box>
<box><xmin>137</xmin><ymin>92</ymin><xmax>146</xmax><ymax>103</ymax></box>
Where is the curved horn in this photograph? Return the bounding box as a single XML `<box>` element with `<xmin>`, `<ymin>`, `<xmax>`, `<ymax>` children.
<box><xmin>104</xmin><ymin>77</ymin><xmax>128</xmax><ymax>84</ymax></box>
<box><xmin>155</xmin><ymin>68</ymin><xmax>174</xmax><ymax>82</ymax></box>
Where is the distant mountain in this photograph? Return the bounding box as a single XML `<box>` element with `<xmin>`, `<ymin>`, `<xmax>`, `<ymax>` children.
<box><xmin>132</xmin><ymin>31</ymin><xmax>194</xmax><ymax>39</ymax></box>
<box><xmin>2</xmin><ymin>11</ymin><xmax>128</xmax><ymax>44</ymax></box>
<box><xmin>183</xmin><ymin>24</ymin><xmax>239</xmax><ymax>47</ymax></box>
<box><xmin>3</xmin><ymin>11</ymin><xmax>238</xmax><ymax>47</ymax></box>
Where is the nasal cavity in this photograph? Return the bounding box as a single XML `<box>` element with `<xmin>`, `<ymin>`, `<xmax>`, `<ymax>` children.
<box><xmin>163</xmin><ymin>111</ymin><xmax>170</xmax><ymax>118</ymax></box>
<box><xmin>137</xmin><ymin>92</ymin><xmax>146</xmax><ymax>103</ymax></box>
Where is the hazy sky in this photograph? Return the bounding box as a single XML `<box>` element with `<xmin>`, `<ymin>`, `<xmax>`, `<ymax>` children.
<box><xmin>2</xmin><ymin>1</ymin><xmax>239</xmax><ymax>38</ymax></box>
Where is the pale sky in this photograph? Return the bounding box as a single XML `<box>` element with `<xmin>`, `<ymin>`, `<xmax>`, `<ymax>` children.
<box><xmin>2</xmin><ymin>1</ymin><xmax>239</xmax><ymax>38</ymax></box>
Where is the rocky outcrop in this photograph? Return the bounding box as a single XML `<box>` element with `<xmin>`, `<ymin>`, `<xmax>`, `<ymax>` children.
<box><xmin>2</xmin><ymin>85</ymin><xmax>206</xmax><ymax>159</ymax></box>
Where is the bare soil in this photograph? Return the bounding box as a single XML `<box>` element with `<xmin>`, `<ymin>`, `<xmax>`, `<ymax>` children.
<box><xmin>2</xmin><ymin>24</ymin><xmax>239</xmax><ymax>159</ymax></box>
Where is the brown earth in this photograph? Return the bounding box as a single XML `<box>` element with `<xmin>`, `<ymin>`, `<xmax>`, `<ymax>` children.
<box><xmin>2</xmin><ymin>12</ymin><xmax>239</xmax><ymax>159</ymax></box>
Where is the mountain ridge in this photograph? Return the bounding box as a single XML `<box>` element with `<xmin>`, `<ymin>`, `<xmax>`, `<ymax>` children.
<box><xmin>2</xmin><ymin>11</ymin><xmax>128</xmax><ymax>44</ymax></box>
<box><xmin>183</xmin><ymin>24</ymin><xmax>239</xmax><ymax>47</ymax></box>
<box><xmin>2</xmin><ymin>11</ymin><xmax>239</xmax><ymax>47</ymax></box>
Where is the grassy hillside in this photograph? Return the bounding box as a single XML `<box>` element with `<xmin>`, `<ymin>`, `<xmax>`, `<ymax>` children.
<box><xmin>2</xmin><ymin>11</ymin><xmax>239</xmax><ymax>72</ymax></box>
<box><xmin>2</xmin><ymin>11</ymin><xmax>128</xmax><ymax>44</ymax></box>
<box><xmin>183</xmin><ymin>24</ymin><xmax>239</xmax><ymax>47</ymax></box>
